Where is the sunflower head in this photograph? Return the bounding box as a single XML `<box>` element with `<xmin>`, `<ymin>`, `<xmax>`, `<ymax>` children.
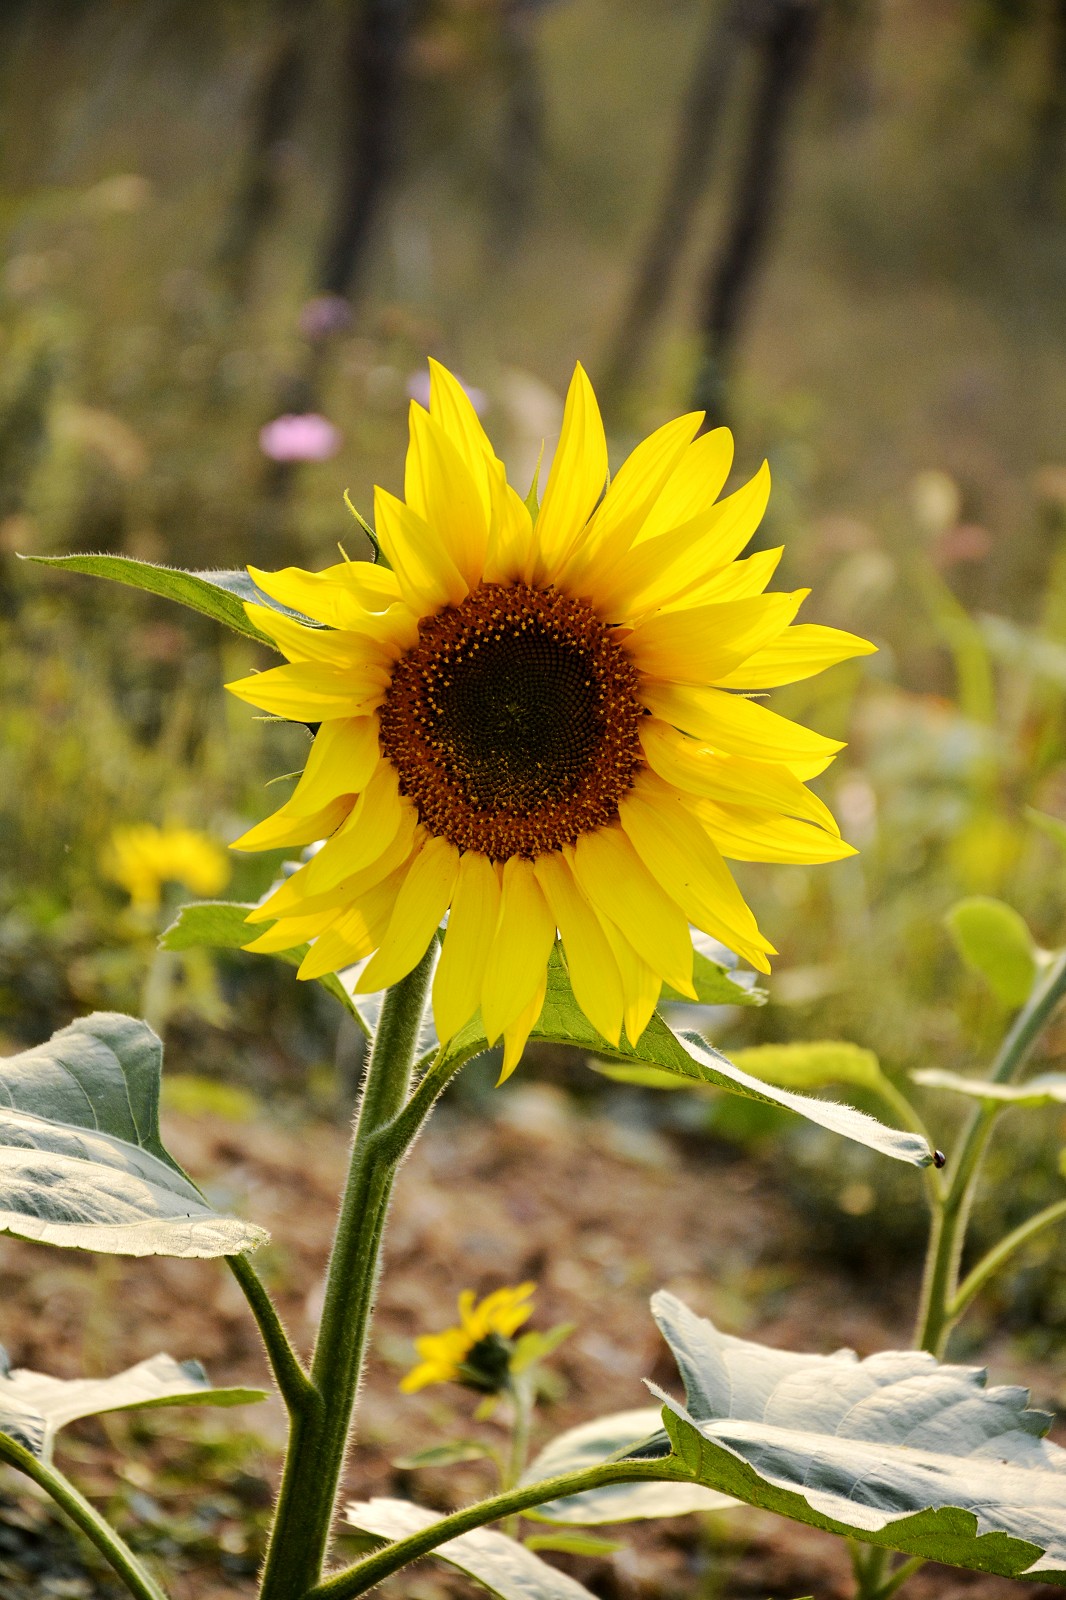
<box><xmin>400</xmin><ymin>1282</ymin><xmax>536</xmax><ymax>1394</ymax></box>
<box><xmin>228</xmin><ymin>361</ymin><xmax>874</xmax><ymax>1075</ymax></box>
<box><xmin>106</xmin><ymin>822</ymin><xmax>230</xmax><ymax>911</ymax></box>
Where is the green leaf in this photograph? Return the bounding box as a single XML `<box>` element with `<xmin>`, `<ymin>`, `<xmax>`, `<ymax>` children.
<box><xmin>343</xmin><ymin>490</ymin><xmax>387</xmax><ymax>565</ymax></box>
<box><xmin>650</xmin><ymin>1290</ymin><xmax>1066</xmax><ymax>1584</ymax></box>
<box><xmin>912</xmin><ymin>1068</ymin><xmax>1066</xmax><ymax>1109</ymax></box>
<box><xmin>345</xmin><ymin>1498</ymin><xmax>599</xmax><ymax>1599</ymax></box>
<box><xmin>661</xmin><ymin>946</ymin><xmax>766</xmax><ymax>1009</ymax></box>
<box><xmin>945</xmin><ymin>897</ymin><xmax>1039</xmax><ymax>1008</ymax></box>
<box><xmin>0</xmin><ymin>1351</ymin><xmax>265</xmax><ymax>1464</ymax></box>
<box><xmin>26</xmin><ymin>554</ymin><xmax>309</xmax><ymax>643</ymax></box>
<box><xmin>0</xmin><ymin>1013</ymin><xmax>268</xmax><ymax>1258</ymax></box>
<box><xmin>446</xmin><ymin>955</ymin><xmax>932</xmax><ymax>1167</ymax></box>
<box><xmin>523</xmin><ymin>1532</ymin><xmax>623</xmax><ymax>1556</ymax></box>
<box><xmin>391</xmin><ymin>1442</ymin><xmax>493</xmax><ymax>1470</ymax></box>
<box><xmin>510</xmin><ymin>1324</ymin><xmax>575</xmax><ymax>1376</ymax></box>
<box><xmin>161</xmin><ymin>901</ymin><xmax>368</xmax><ymax>1031</ymax></box>
<box><xmin>1028</xmin><ymin>808</ymin><xmax>1066</xmax><ymax>856</ymax></box>
<box><xmin>523</xmin><ymin>1408</ymin><xmax>733</xmax><ymax>1526</ymax></box>
<box><xmin>723</xmin><ymin>1041</ymin><xmax>889</xmax><ymax>1096</ymax></box>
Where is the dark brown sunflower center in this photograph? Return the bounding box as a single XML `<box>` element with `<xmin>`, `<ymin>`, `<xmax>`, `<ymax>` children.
<box><xmin>378</xmin><ymin>582</ymin><xmax>644</xmax><ymax>860</ymax></box>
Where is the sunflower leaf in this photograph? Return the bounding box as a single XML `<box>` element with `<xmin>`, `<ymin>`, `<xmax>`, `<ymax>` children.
<box><xmin>944</xmin><ymin>896</ymin><xmax>1040</xmax><ymax>1008</ymax></box>
<box><xmin>161</xmin><ymin>901</ymin><xmax>369</xmax><ymax>1032</ymax></box>
<box><xmin>912</xmin><ymin>1068</ymin><xmax>1066</xmax><ymax>1109</ymax></box>
<box><xmin>0</xmin><ymin>1013</ymin><xmax>267</xmax><ymax>1258</ymax></box>
<box><xmin>649</xmin><ymin>1290</ymin><xmax>1066</xmax><ymax>1584</ymax></box>
<box><xmin>26</xmin><ymin>554</ymin><xmax>311</xmax><ymax>642</ymax></box>
<box><xmin>0</xmin><ymin>1353</ymin><xmax>265</xmax><ymax>1464</ymax></box>
<box><xmin>344</xmin><ymin>1499</ymin><xmax>599</xmax><ymax>1600</ymax></box>
<box><xmin>523</xmin><ymin>1408</ymin><xmax>733</xmax><ymax>1525</ymax></box>
<box><xmin>661</xmin><ymin>948</ymin><xmax>766</xmax><ymax>1009</ymax></box>
<box><xmin>443</xmin><ymin>955</ymin><xmax>930</xmax><ymax>1166</ymax></box>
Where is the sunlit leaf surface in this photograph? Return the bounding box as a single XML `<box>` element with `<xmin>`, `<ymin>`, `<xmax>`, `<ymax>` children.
<box><xmin>0</xmin><ymin>1013</ymin><xmax>268</xmax><ymax>1257</ymax></box>
<box><xmin>651</xmin><ymin>1291</ymin><xmax>1066</xmax><ymax>1584</ymax></box>
<box><xmin>345</xmin><ymin>1498</ymin><xmax>598</xmax><ymax>1599</ymax></box>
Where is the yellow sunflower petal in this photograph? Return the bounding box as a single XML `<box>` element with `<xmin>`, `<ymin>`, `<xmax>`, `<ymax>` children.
<box><xmin>355</xmin><ymin>835</ymin><xmax>460</xmax><ymax>992</ymax></box>
<box><xmin>635</xmin><ymin>427</ymin><xmax>734</xmax><ymax>542</ymax></box>
<box><xmin>619</xmin><ymin>778</ymin><xmax>774</xmax><ymax>972</ymax></box>
<box><xmin>303</xmin><ymin>762</ymin><xmax>412</xmax><ymax>894</ymax></box>
<box><xmin>248</xmin><ymin>821</ymin><xmax>419</xmax><ymax>924</ymax></box>
<box><xmin>373</xmin><ymin>484</ymin><xmax>468</xmax><ymax>611</ymax></box>
<box><xmin>231</xmin><ymin>796</ymin><xmax>350</xmax><ymax>853</ymax></box>
<box><xmin>569</xmin><ymin>827</ymin><xmax>695</xmax><ymax>997</ymax></box>
<box><xmin>562</xmin><ymin>412</ymin><xmax>703</xmax><ymax>590</ymax></box>
<box><xmin>243</xmin><ymin>909</ymin><xmax>342</xmax><ymax>953</ymax></box>
<box><xmin>590</xmin><ymin>457</ymin><xmax>772</xmax><ymax>621</ymax></box>
<box><xmin>694</xmin><ymin>798</ymin><xmax>858</xmax><ymax>864</ymax></box>
<box><xmin>625</xmin><ymin>590</ymin><xmax>806</xmax><ymax>685</ymax></box>
<box><xmin>428</xmin><ymin>359</ymin><xmax>496</xmax><ymax>497</ymax></box>
<box><xmin>432</xmin><ymin>852</ymin><xmax>502</xmax><ymax>1043</ymax></box>
<box><xmin>407</xmin><ymin>402</ymin><xmax>489</xmax><ymax>588</ymax></box>
<box><xmin>226</xmin><ymin>661</ymin><xmax>388</xmax><ymax>720</ymax></box>
<box><xmin>713</xmin><ymin>623</ymin><xmax>878</xmax><ymax>689</ymax></box>
<box><xmin>534</xmin><ymin>853</ymin><xmax>624</xmax><ymax>1046</ymax></box>
<box><xmin>247</xmin><ymin>564</ymin><xmax>400</xmax><ymax>630</ymax></box>
<box><xmin>481</xmin><ymin>857</ymin><xmax>557</xmax><ymax>1042</ymax></box>
<box><xmin>594</xmin><ymin>913</ymin><xmax>662</xmax><ymax>1045</ymax></box>
<box><xmin>242</xmin><ymin>602</ymin><xmax>402</xmax><ymax>667</ymax></box>
<box><xmin>529</xmin><ymin>363</ymin><xmax>608</xmax><ymax>580</ymax></box>
<box><xmin>297</xmin><ymin>865</ymin><xmax>407</xmax><ymax>979</ymax></box>
<box><xmin>642</xmin><ymin>681</ymin><xmax>843</xmax><ymax>766</ymax></box>
<box><xmin>280</xmin><ymin>717</ymin><xmax>380</xmax><ymax>818</ymax></box>
<box><xmin>672</xmin><ymin>545</ymin><xmax>783</xmax><ymax>609</ymax></box>
<box><xmin>483</xmin><ymin>455</ymin><xmax>535</xmax><ymax>584</ymax></box>
<box><xmin>498</xmin><ymin>967</ymin><xmax>548</xmax><ymax>1084</ymax></box>
<box><xmin>640</xmin><ymin>720</ymin><xmax>840</xmax><ymax>835</ymax></box>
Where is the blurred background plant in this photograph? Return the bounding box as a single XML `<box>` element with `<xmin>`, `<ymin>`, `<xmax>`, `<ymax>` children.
<box><xmin>4</xmin><ymin>0</ymin><xmax>1066</xmax><ymax>1522</ymax></box>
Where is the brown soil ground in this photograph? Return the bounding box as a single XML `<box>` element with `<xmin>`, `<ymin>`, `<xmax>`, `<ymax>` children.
<box><xmin>0</xmin><ymin>1080</ymin><xmax>1060</xmax><ymax>1600</ymax></box>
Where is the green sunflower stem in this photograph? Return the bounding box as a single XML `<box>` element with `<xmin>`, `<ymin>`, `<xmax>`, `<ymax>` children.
<box><xmin>258</xmin><ymin>947</ymin><xmax>437</xmax><ymax>1600</ymax></box>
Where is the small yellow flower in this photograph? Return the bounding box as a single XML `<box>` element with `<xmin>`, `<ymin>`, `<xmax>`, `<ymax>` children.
<box><xmin>229</xmin><ymin>361</ymin><xmax>875</xmax><ymax>1075</ymax></box>
<box><xmin>106</xmin><ymin>823</ymin><xmax>231</xmax><ymax>911</ymax></box>
<box><xmin>401</xmin><ymin>1282</ymin><xmax>536</xmax><ymax>1394</ymax></box>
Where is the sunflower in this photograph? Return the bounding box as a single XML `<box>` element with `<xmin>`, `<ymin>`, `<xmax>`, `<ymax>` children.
<box><xmin>227</xmin><ymin>362</ymin><xmax>873</xmax><ymax>1075</ymax></box>
<box><xmin>400</xmin><ymin>1282</ymin><xmax>536</xmax><ymax>1394</ymax></box>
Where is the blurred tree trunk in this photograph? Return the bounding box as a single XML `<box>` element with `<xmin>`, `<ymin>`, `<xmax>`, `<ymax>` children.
<box><xmin>215</xmin><ymin>0</ymin><xmax>310</xmax><ymax>301</ymax></box>
<box><xmin>692</xmin><ymin>0</ymin><xmax>820</xmax><ymax>426</ymax></box>
<box><xmin>1029</xmin><ymin>0</ymin><xmax>1066</xmax><ymax>212</ymax></box>
<box><xmin>262</xmin><ymin>0</ymin><xmax>414</xmax><ymax>524</ymax></box>
<box><xmin>489</xmin><ymin>0</ymin><xmax>548</xmax><ymax>261</ymax></box>
<box><xmin>599</xmin><ymin>0</ymin><xmax>750</xmax><ymax>407</ymax></box>
<box><xmin>316</xmin><ymin>0</ymin><xmax>414</xmax><ymax>302</ymax></box>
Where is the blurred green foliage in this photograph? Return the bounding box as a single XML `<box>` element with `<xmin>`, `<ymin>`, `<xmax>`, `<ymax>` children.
<box><xmin>3</xmin><ymin>0</ymin><xmax>1066</xmax><ymax>1334</ymax></box>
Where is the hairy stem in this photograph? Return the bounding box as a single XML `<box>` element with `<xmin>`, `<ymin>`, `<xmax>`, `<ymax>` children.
<box><xmin>307</xmin><ymin>1461</ymin><xmax>691</xmax><ymax>1600</ymax></box>
<box><xmin>0</xmin><ymin>1436</ymin><xmax>168</xmax><ymax>1600</ymax></box>
<box><xmin>950</xmin><ymin>1196</ymin><xmax>1066</xmax><ymax>1325</ymax></box>
<box><xmin>226</xmin><ymin>1250</ymin><xmax>316</xmax><ymax>1418</ymax></box>
<box><xmin>915</xmin><ymin>949</ymin><xmax>1066</xmax><ymax>1357</ymax></box>
<box><xmin>257</xmin><ymin>948</ymin><xmax>436</xmax><ymax>1600</ymax></box>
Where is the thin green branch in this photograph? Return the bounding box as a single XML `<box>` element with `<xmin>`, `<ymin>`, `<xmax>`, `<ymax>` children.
<box><xmin>306</xmin><ymin>1461</ymin><xmax>691</xmax><ymax>1600</ymax></box>
<box><xmin>0</xmin><ymin>1435</ymin><xmax>168</xmax><ymax>1600</ymax></box>
<box><xmin>871</xmin><ymin>1553</ymin><xmax>925</xmax><ymax>1600</ymax></box>
<box><xmin>915</xmin><ymin>948</ymin><xmax>1066</xmax><ymax>1356</ymax></box>
<box><xmin>226</xmin><ymin>1250</ymin><xmax>318</xmax><ymax>1418</ymax></box>
<box><xmin>950</xmin><ymin>1196</ymin><xmax>1066</xmax><ymax>1325</ymax></box>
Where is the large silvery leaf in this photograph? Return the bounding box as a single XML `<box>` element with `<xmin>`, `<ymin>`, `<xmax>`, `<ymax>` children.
<box><xmin>0</xmin><ymin>1350</ymin><xmax>265</xmax><ymax>1463</ymax></box>
<box><xmin>523</xmin><ymin>1408</ymin><xmax>733</xmax><ymax>1525</ymax></box>
<box><xmin>27</xmin><ymin>554</ymin><xmax>310</xmax><ymax>643</ymax></box>
<box><xmin>443</xmin><ymin>955</ymin><xmax>931</xmax><ymax>1168</ymax></box>
<box><xmin>912</xmin><ymin>1068</ymin><xmax>1066</xmax><ymax>1109</ymax></box>
<box><xmin>162</xmin><ymin>901</ymin><xmax>368</xmax><ymax>1030</ymax></box>
<box><xmin>0</xmin><ymin>1013</ymin><xmax>267</xmax><ymax>1257</ymax></box>
<box><xmin>650</xmin><ymin>1291</ymin><xmax>1066</xmax><ymax>1583</ymax></box>
<box><xmin>345</xmin><ymin>1499</ymin><xmax>598</xmax><ymax>1600</ymax></box>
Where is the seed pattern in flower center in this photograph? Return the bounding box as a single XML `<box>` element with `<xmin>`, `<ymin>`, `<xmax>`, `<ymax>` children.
<box><xmin>378</xmin><ymin>582</ymin><xmax>644</xmax><ymax>859</ymax></box>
